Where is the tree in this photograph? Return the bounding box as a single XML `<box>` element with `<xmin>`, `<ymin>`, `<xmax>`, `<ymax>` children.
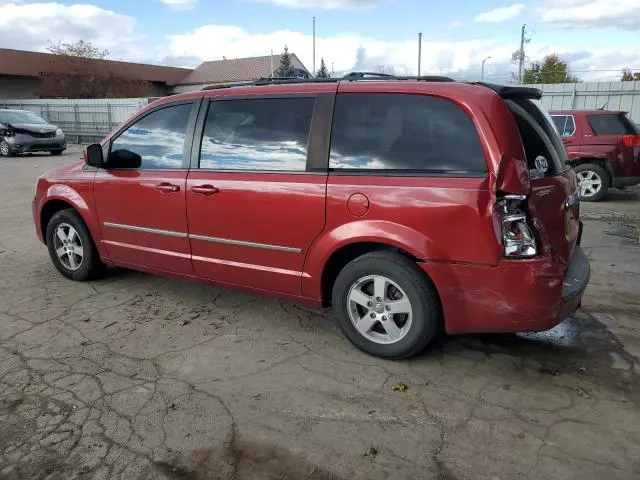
<box><xmin>276</xmin><ymin>45</ymin><xmax>296</xmax><ymax>78</ymax></box>
<box><xmin>39</xmin><ymin>39</ymin><xmax>151</xmax><ymax>98</ymax></box>
<box><xmin>374</xmin><ymin>64</ymin><xmax>396</xmax><ymax>75</ymax></box>
<box><xmin>522</xmin><ymin>54</ymin><xmax>579</xmax><ymax>84</ymax></box>
<box><xmin>621</xmin><ymin>68</ymin><xmax>640</xmax><ymax>81</ymax></box>
<box><xmin>46</xmin><ymin>39</ymin><xmax>109</xmax><ymax>59</ymax></box>
<box><xmin>316</xmin><ymin>57</ymin><xmax>330</xmax><ymax>78</ymax></box>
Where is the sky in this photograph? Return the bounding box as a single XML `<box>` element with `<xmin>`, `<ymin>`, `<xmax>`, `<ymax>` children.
<box><xmin>1</xmin><ymin>0</ymin><xmax>639</xmax><ymax>82</ymax></box>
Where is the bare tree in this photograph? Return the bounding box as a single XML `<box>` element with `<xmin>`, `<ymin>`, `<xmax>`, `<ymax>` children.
<box><xmin>39</xmin><ymin>40</ymin><xmax>151</xmax><ymax>98</ymax></box>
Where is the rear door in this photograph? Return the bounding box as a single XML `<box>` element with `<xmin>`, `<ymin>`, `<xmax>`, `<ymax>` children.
<box><xmin>551</xmin><ymin>114</ymin><xmax>581</xmax><ymax>158</ymax></box>
<box><xmin>185</xmin><ymin>92</ymin><xmax>333</xmax><ymax>296</ymax></box>
<box><xmin>506</xmin><ymin>99</ymin><xmax>579</xmax><ymax>265</ymax></box>
<box><xmin>586</xmin><ymin>113</ymin><xmax>640</xmax><ymax>179</ymax></box>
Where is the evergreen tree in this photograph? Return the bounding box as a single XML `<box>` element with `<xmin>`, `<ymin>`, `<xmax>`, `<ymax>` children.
<box><xmin>316</xmin><ymin>58</ymin><xmax>330</xmax><ymax>78</ymax></box>
<box><xmin>276</xmin><ymin>45</ymin><xmax>296</xmax><ymax>78</ymax></box>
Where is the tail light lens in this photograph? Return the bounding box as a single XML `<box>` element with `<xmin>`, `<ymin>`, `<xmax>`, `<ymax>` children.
<box><xmin>497</xmin><ymin>195</ymin><xmax>537</xmax><ymax>258</ymax></box>
<box><xmin>623</xmin><ymin>135</ymin><xmax>640</xmax><ymax>147</ymax></box>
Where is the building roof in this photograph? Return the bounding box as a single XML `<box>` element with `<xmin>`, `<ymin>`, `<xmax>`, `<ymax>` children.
<box><xmin>178</xmin><ymin>53</ymin><xmax>308</xmax><ymax>85</ymax></box>
<box><xmin>0</xmin><ymin>48</ymin><xmax>192</xmax><ymax>86</ymax></box>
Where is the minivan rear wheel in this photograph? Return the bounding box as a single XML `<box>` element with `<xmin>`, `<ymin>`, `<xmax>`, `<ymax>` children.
<box><xmin>332</xmin><ymin>251</ymin><xmax>440</xmax><ymax>359</ymax></box>
<box><xmin>574</xmin><ymin>163</ymin><xmax>610</xmax><ymax>202</ymax></box>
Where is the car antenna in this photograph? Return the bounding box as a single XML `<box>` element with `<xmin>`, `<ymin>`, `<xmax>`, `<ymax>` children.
<box><xmin>598</xmin><ymin>101</ymin><xmax>608</xmax><ymax>110</ymax></box>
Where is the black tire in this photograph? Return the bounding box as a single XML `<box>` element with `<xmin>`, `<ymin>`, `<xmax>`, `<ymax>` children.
<box><xmin>50</xmin><ymin>150</ymin><xmax>63</xmax><ymax>156</ymax></box>
<box><xmin>574</xmin><ymin>163</ymin><xmax>610</xmax><ymax>202</ymax></box>
<box><xmin>0</xmin><ymin>140</ymin><xmax>13</xmax><ymax>157</ymax></box>
<box><xmin>45</xmin><ymin>209</ymin><xmax>105</xmax><ymax>281</ymax></box>
<box><xmin>331</xmin><ymin>251</ymin><xmax>441</xmax><ymax>359</ymax></box>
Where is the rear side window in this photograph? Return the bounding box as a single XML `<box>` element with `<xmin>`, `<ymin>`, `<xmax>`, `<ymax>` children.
<box><xmin>329</xmin><ymin>93</ymin><xmax>486</xmax><ymax>175</ymax></box>
<box><xmin>199</xmin><ymin>97</ymin><xmax>315</xmax><ymax>171</ymax></box>
<box><xmin>507</xmin><ymin>99</ymin><xmax>569</xmax><ymax>179</ymax></box>
<box><xmin>588</xmin><ymin>114</ymin><xmax>636</xmax><ymax>135</ymax></box>
<box><xmin>551</xmin><ymin>115</ymin><xmax>575</xmax><ymax>137</ymax></box>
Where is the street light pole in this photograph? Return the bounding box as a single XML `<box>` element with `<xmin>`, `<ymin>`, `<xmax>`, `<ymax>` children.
<box><xmin>481</xmin><ymin>56</ymin><xmax>492</xmax><ymax>81</ymax></box>
<box><xmin>418</xmin><ymin>32</ymin><xmax>422</xmax><ymax>77</ymax></box>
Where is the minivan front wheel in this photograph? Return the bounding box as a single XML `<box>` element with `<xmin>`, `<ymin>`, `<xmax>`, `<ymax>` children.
<box><xmin>574</xmin><ymin>163</ymin><xmax>610</xmax><ymax>202</ymax></box>
<box><xmin>46</xmin><ymin>209</ymin><xmax>105</xmax><ymax>281</ymax></box>
<box><xmin>332</xmin><ymin>251</ymin><xmax>440</xmax><ymax>359</ymax></box>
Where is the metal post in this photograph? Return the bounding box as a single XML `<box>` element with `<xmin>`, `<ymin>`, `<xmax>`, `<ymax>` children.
<box><xmin>74</xmin><ymin>104</ymin><xmax>80</xmax><ymax>134</ymax></box>
<box><xmin>418</xmin><ymin>33</ymin><xmax>422</xmax><ymax>77</ymax></box>
<box><xmin>107</xmin><ymin>103</ymin><xmax>113</xmax><ymax>130</ymax></box>
<box><xmin>518</xmin><ymin>24</ymin><xmax>526</xmax><ymax>84</ymax></box>
<box><xmin>270</xmin><ymin>50</ymin><xmax>274</xmax><ymax>78</ymax></box>
<box><xmin>313</xmin><ymin>16</ymin><xmax>316</xmax><ymax>77</ymax></box>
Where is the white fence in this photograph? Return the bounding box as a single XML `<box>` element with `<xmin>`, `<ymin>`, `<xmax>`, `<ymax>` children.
<box><xmin>526</xmin><ymin>81</ymin><xmax>640</xmax><ymax>124</ymax></box>
<box><xmin>0</xmin><ymin>98</ymin><xmax>151</xmax><ymax>143</ymax></box>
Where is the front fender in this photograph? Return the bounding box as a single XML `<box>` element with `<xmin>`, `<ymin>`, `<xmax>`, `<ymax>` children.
<box><xmin>37</xmin><ymin>183</ymin><xmax>107</xmax><ymax>259</ymax></box>
<box><xmin>301</xmin><ymin>220</ymin><xmax>435</xmax><ymax>299</ymax></box>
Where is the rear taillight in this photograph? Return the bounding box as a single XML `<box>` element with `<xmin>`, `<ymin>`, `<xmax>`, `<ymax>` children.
<box><xmin>497</xmin><ymin>194</ymin><xmax>537</xmax><ymax>258</ymax></box>
<box><xmin>623</xmin><ymin>135</ymin><xmax>640</xmax><ymax>147</ymax></box>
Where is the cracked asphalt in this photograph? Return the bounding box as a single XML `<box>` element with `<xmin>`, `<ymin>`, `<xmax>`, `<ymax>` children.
<box><xmin>1</xmin><ymin>147</ymin><xmax>640</xmax><ymax>480</ymax></box>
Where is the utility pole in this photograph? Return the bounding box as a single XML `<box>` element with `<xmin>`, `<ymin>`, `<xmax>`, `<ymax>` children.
<box><xmin>312</xmin><ymin>16</ymin><xmax>316</xmax><ymax>77</ymax></box>
<box><xmin>270</xmin><ymin>49</ymin><xmax>274</xmax><ymax>78</ymax></box>
<box><xmin>331</xmin><ymin>62</ymin><xmax>334</xmax><ymax>76</ymax></box>
<box><xmin>418</xmin><ymin>32</ymin><xmax>422</xmax><ymax>77</ymax></box>
<box><xmin>518</xmin><ymin>24</ymin><xmax>526</xmax><ymax>84</ymax></box>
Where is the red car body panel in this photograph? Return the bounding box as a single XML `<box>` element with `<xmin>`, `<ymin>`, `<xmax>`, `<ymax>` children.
<box><xmin>34</xmin><ymin>81</ymin><xmax>588</xmax><ymax>335</ymax></box>
<box><xmin>552</xmin><ymin>109</ymin><xmax>640</xmax><ymax>184</ymax></box>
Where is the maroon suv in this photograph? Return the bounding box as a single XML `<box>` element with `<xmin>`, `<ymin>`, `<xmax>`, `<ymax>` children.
<box><xmin>33</xmin><ymin>76</ymin><xmax>589</xmax><ymax>359</ymax></box>
<box><xmin>551</xmin><ymin>110</ymin><xmax>640</xmax><ymax>201</ymax></box>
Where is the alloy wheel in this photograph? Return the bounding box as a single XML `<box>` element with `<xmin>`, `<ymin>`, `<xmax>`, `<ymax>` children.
<box><xmin>53</xmin><ymin>223</ymin><xmax>84</xmax><ymax>271</ymax></box>
<box><xmin>347</xmin><ymin>275</ymin><xmax>413</xmax><ymax>345</ymax></box>
<box><xmin>577</xmin><ymin>169</ymin><xmax>603</xmax><ymax>198</ymax></box>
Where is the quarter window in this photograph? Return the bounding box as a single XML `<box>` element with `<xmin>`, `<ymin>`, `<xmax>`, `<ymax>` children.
<box><xmin>199</xmin><ymin>97</ymin><xmax>315</xmax><ymax>171</ymax></box>
<box><xmin>551</xmin><ymin>115</ymin><xmax>575</xmax><ymax>137</ymax></box>
<box><xmin>329</xmin><ymin>93</ymin><xmax>487</xmax><ymax>174</ymax></box>
<box><xmin>110</xmin><ymin>103</ymin><xmax>192</xmax><ymax>169</ymax></box>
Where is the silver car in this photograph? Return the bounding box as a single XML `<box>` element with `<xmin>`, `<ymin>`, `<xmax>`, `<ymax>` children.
<box><xmin>0</xmin><ymin>109</ymin><xmax>66</xmax><ymax>157</ymax></box>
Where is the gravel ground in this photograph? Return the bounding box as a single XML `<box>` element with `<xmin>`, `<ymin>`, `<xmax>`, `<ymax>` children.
<box><xmin>1</xmin><ymin>147</ymin><xmax>639</xmax><ymax>480</ymax></box>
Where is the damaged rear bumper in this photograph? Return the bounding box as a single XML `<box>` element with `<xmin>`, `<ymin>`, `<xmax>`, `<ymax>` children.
<box><xmin>421</xmin><ymin>246</ymin><xmax>590</xmax><ymax>335</ymax></box>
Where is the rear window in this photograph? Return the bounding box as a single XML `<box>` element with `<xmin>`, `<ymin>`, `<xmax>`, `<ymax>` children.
<box><xmin>588</xmin><ymin>114</ymin><xmax>636</xmax><ymax>136</ymax></box>
<box><xmin>507</xmin><ymin>99</ymin><xmax>569</xmax><ymax>179</ymax></box>
<box><xmin>329</xmin><ymin>93</ymin><xmax>487</xmax><ymax>175</ymax></box>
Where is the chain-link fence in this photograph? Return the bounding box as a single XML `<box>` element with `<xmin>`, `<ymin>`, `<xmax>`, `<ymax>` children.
<box><xmin>0</xmin><ymin>98</ymin><xmax>151</xmax><ymax>143</ymax></box>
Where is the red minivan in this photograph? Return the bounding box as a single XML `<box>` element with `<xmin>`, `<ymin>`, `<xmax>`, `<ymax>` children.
<box><xmin>33</xmin><ymin>75</ymin><xmax>589</xmax><ymax>358</ymax></box>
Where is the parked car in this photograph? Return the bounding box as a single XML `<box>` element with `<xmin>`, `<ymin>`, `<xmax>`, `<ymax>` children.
<box><xmin>32</xmin><ymin>76</ymin><xmax>589</xmax><ymax>359</ymax></box>
<box><xmin>550</xmin><ymin>109</ymin><xmax>640</xmax><ymax>201</ymax></box>
<box><xmin>0</xmin><ymin>108</ymin><xmax>66</xmax><ymax>157</ymax></box>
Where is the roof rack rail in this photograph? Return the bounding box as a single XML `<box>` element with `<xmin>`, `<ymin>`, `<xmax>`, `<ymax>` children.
<box><xmin>201</xmin><ymin>72</ymin><xmax>456</xmax><ymax>91</ymax></box>
<box><xmin>342</xmin><ymin>72</ymin><xmax>455</xmax><ymax>82</ymax></box>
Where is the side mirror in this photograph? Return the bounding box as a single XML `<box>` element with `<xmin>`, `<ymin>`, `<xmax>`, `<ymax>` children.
<box><xmin>106</xmin><ymin>149</ymin><xmax>142</xmax><ymax>169</ymax></box>
<box><xmin>85</xmin><ymin>144</ymin><xmax>104</xmax><ymax>167</ymax></box>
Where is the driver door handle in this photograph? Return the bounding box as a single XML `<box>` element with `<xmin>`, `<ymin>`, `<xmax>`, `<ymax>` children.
<box><xmin>155</xmin><ymin>182</ymin><xmax>180</xmax><ymax>193</ymax></box>
<box><xmin>191</xmin><ymin>184</ymin><xmax>219</xmax><ymax>196</ymax></box>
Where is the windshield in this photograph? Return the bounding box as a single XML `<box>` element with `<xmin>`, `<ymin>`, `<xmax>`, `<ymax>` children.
<box><xmin>0</xmin><ymin>110</ymin><xmax>48</xmax><ymax>125</ymax></box>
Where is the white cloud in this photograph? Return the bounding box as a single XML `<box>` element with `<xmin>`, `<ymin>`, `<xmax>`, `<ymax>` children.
<box><xmin>0</xmin><ymin>2</ymin><xmax>141</xmax><ymax>58</ymax></box>
<box><xmin>539</xmin><ymin>0</ymin><xmax>640</xmax><ymax>29</ymax></box>
<box><xmin>475</xmin><ymin>4</ymin><xmax>524</xmax><ymax>23</ymax></box>
<box><xmin>250</xmin><ymin>0</ymin><xmax>379</xmax><ymax>10</ymax></box>
<box><xmin>161</xmin><ymin>0</ymin><xmax>197</xmax><ymax>11</ymax></box>
<box><xmin>167</xmin><ymin>24</ymin><xmax>516</xmax><ymax>77</ymax></box>
<box><xmin>447</xmin><ymin>21</ymin><xmax>465</xmax><ymax>28</ymax></box>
